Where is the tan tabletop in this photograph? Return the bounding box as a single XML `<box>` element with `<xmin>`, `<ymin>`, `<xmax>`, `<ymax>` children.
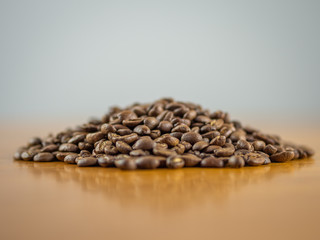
<box><xmin>0</xmin><ymin>121</ymin><xmax>319</xmax><ymax>240</ymax></box>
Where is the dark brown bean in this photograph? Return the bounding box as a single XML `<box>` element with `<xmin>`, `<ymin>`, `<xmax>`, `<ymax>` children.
<box><xmin>116</xmin><ymin>141</ymin><xmax>132</xmax><ymax>154</ymax></box>
<box><xmin>181</xmin><ymin>132</ymin><xmax>203</xmax><ymax>145</ymax></box>
<box><xmin>100</xmin><ymin>124</ymin><xmax>116</xmax><ymax>134</ymax></box>
<box><xmin>33</xmin><ymin>152</ymin><xmax>54</xmax><ymax>162</ymax></box>
<box><xmin>158</xmin><ymin>121</ymin><xmax>173</xmax><ymax>132</ymax></box>
<box><xmin>172</xmin><ymin>124</ymin><xmax>190</xmax><ymax>133</ymax></box>
<box><xmin>166</xmin><ymin>156</ymin><xmax>185</xmax><ymax>169</ymax></box>
<box><xmin>122</xmin><ymin>118</ymin><xmax>143</xmax><ymax>128</ymax></box>
<box><xmin>270</xmin><ymin>151</ymin><xmax>295</xmax><ymax>162</ymax></box>
<box><xmin>114</xmin><ymin>158</ymin><xmax>137</xmax><ymax>170</ymax></box>
<box><xmin>263</xmin><ymin>144</ymin><xmax>277</xmax><ymax>155</ymax></box>
<box><xmin>133</xmin><ymin>125</ymin><xmax>151</xmax><ymax>135</ymax></box>
<box><xmin>68</xmin><ymin>134</ymin><xmax>86</xmax><ymax>144</ymax></box>
<box><xmin>202</xmin><ymin>131</ymin><xmax>220</xmax><ymax>140</ymax></box>
<box><xmin>41</xmin><ymin>144</ymin><xmax>59</xmax><ymax>152</ymax></box>
<box><xmin>183</xmin><ymin>110</ymin><xmax>197</xmax><ymax>120</ymax></box>
<box><xmin>210</xmin><ymin>135</ymin><xmax>226</xmax><ymax>146</ymax></box>
<box><xmin>201</xmin><ymin>156</ymin><xmax>224</xmax><ymax>168</ymax></box>
<box><xmin>181</xmin><ymin>154</ymin><xmax>201</xmax><ymax>167</ymax></box>
<box><xmin>136</xmin><ymin>156</ymin><xmax>160</xmax><ymax>169</ymax></box>
<box><xmin>86</xmin><ymin>132</ymin><xmax>105</xmax><ymax>144</ymax></box>
<box><xmin>77</xmin><ymin>157</ymin><xmax>97</xmax><ymax>167</ymax></box>
<box><xmin>235</xmin><ymin>139</ymin><xmax>252</xmax><ymax>150</ymax></box>
<box><xmin>64</xmin><ymin>153</ymin><xmax>78</xmax><ymax>164</ymax></box>
<box><xmin>130</xmin><ymin>150</ymin><xmax>150</xmax><ymax>157</ymax></box>
<box><xmin>132</xmin><ymin>136</ymin><xmax>155</xmax><ymax>150</ymax></box>
<box><xmin>59</xmin><ymin>143</ymin><xmax>79</xmax><ymax>152</ymax></box>
<box><xmin>144</xmin><ymin>117</ymin><xmax>159</xmax><ymax>130</ymax></box>
<box><xmin>226</xmin><ymin>156</ymin><xmax>245</xmax><ymax>168</ymax></box>
<box><xmin>97</xmin><ymin>155</ymin><xmax>115</xmax><ymax>167</ymax></box>
<box><xmin>252</xmin><ymin>140</ymin><xmax>266</xmax><ymax>151</ymax></box>
<box><xmin>192</xmin><ymin>141</ymin><xmax>209</xmax><ymax>151</ymax></box>
<box><xmin>244</xmin><ymin>152</ymin><xmax>268</xmax><ymax>166</ymax></box>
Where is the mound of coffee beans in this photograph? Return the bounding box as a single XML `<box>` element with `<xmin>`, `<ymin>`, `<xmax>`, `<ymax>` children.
<box><xmin>14</xmin><ymin>98</ymin><xmax>314</xmax><ymax>170</ymax></box>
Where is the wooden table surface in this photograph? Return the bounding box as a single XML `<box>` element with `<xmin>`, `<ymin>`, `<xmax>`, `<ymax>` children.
<box><xmin>1</xmin><ymin>120</ymin><xmax>319</xmax><ymax>240</ymax></box>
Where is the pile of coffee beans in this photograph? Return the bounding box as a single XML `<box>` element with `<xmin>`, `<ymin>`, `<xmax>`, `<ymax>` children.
<box><xmin>14</xmin><ymin>98</ymin><xmax>314</xmax><ymax>170</ymax></box>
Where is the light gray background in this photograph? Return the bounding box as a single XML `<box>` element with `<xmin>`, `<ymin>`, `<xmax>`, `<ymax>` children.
<box><xmin>1</xmin><ymin>0</ymin><xmax>319</xmax><ymax>123</ymax></box>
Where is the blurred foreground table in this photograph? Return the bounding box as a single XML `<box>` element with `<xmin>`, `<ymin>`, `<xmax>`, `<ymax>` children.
<box><xmin>0</xmin><ymin>121</ymin><xmax>319</xmax><ymax>240</ymax></box>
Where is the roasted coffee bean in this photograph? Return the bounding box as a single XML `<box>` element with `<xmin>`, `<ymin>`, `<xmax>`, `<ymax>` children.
<box><xmin>78</xmin><ymin>142</ymin><xmax>93</xmax><ymax>151</ymax></box>
<box><xmin>252</xmin><ymin>140</ymin><xmax>266</xmax><ymax>151</ymax></box>
<box><xmin>136</xmin><ymin>156</ymin><xmax>160</xmax><ymax>169</ymax></box>
<box><xmin>227</xmin><ymin>156</ymin><xmax>245</xmax><ymax>168</ymax></box>
<box><xmin>263</xmin><ymin>144</ymin><xmax>278</xmax><ymax>155</ymax></box>
<box><xmin>97</xmin><ymin>155</ymin><xmax>115</xmax><ymax>167</ymax></box>
<box><xmin>116</xmin><ymin>141</ymin><xmax>132</xmax><ymax>154</ymax></box>
<box><xmin>173</xmin><ymin>143</ymin><xmax>186</xmax><ymax>155</ymax></box>
<box><xmin>33</xmin><ymin>152</ymin><xmax>54</xmax><ymax>162</ymax></box>
<box><xmin>86</xmin><ymin>132</ymin><xmax>105</xmax><ymax>144</ymax></box>
<box><xmin>195</xmin><ymin>115</ymin><xmax>211</xmax><ymax>124</ymax></box>
<box><xmin>244</xmin><ymin>152</ymin><xmax>268</xmax><ymax>166</ymax></box>
<box><xmin>28</xmin><ymin>137</ymin><xmax>42</xmax><ymax>147</ymax></box>
<box><xmin>183</xmin><ymin>110</ymin><xmax>197</xmax><ymax>120</ymax></box>
<box><xmin>130</xmin><ymin>149</ymin><xmax>150</xmax><ymax>156</ymax></box>
<box><xmin>158</xmin><ymin>121</ymin><xmax>173</xmax><ymax>133</ymax></box>
<box><xmin>155</xmin><ymin>134</ymin><xmax>179</xmax><ymax>147</ymax></box>
<box><xmin>230</xmin><ymin>129</ymin><xmax>246</xmax><ymax>142</ymax></box>
<box><xmin>144</xmin><ymin>117</ymin><xmax>159</xmax><ymax>130</ymax></box>
<box><xmin>203</xmin><ymin>145</ymin><xmax>221</xmax><ymax>153</ymax></box>
<box><xmin>181</xmin><ymin>154</ymin><xmax>201</xmax><ymax>167</ymax></box>
<box><xmin>270</xmin><ymin>151</ymin><xmax>295</xmax><ymax>162</ymax></box>
<box><xmin>170</xmin><ymin>132</ymin><xmax>183</xmax><ymax>139</ymax></box>
<box><xmin>210</xmin><ymin>135</ymin><xmax>226</xmax><ymax>146</ymax></box>
<box><xmin>77</xmin><ymin>157</ymin><xmax>97</xmax><ymax>167</ymax></box>
<box><xmin>68</xmin><ymin>134</ymin><xmax>86</xmax><ymax>144</ymax></box>
<box><xmin>13</xmin><ymin>147</ymin><xmax>27</xmax><ymax>160</ymax></box>
<box><xmin>79</xmin><ymin>150</ymin><xmax>92</xmax><ymax>157</ymax></box>
<box><xmin>100</xmin><ymin>124</ymin><xmax>116</xmax><ymax>134</ymax></box>
<box><xmin>192</xmin><ymin>141</ymin><xmax>209</xmax><ymax>151</ymax></box>
<box><xmin>180</xmin><ymin>141</ymin><xmax>192</xmax><ymax>151</ymax></box>
<box><xmin>95</xmin><ymin>140</ymin><xmax>110</xmax><ymax>154</ymax></box>
<box><xmin>104</xmin><ymin>145</ymin><xmax>118</xmax><ymax>155</ymax></box>
<box><xmin>150</xmin><ymin>130</ymin><xmax>161</xmax><ymax>139</ymax></box>
<box><xmin>132</xmin><ymin>136</ymin><xmax>155</xmax><ymax>150</ymax></box>
<box><xmin>56</xmin><ymin>152</ymin><xmax>73</xmax><ymax>161</ymax></box>
<box><xmin>64</xmin><ymin>153</ymin><xmax>78</xmax><ymax>164</ymax></box>
<box><xmin>181</xmin><ymin>132</ymin><xmax>203</xmax><ymax>145</ymax></box>
<box><xmin>235</xmin><ymin>139</ymin><xmax>252</xmax><ymax>150</ymax></box>
<box><xmin>59</xmin><ymin>143</ymin><xmax>79</xmax><ymax>152</ymax></box>
<box><xmin>117</xmin><ymin>128</ymin><xmax>132</xmax><ymax>136</ymax></box>
<box><xmin>220</xmin><ymin>126</ymin><xmax>235</xmax><ymax>138</ymax></box>
<box><xmin>133</xmin><ymin>125</ymin><xmax>151</xmax><ymax>135</ymax></box>
<box><xmin>202</xmin><ymin>130</ymin><xmax>220</xmax><ymax>140</ymax></box>
<box><xmin>116</xmin><ymin>110</ymin><xmax>138</xmax><ymax>122</ymax></box>
<box><xmin>214</xmin><ymin>144</ymin><xmax>235</xmax><ymax>157</ymax></box>
<box><xmin>166</xmin><ymin>156</ymin><xmax>185</xmax><ymax>169</ymax></box>
<box><xmin>41</xmin><ymin>144</ymin><xmax>59</xmax><ymax>153</ymax></box>
<box><xmin>210</xmin><ymin>119</ymin><xmax>224</xmax><ymax>130</ymax></box>
<box><xmin>201</xmin><ymin>156</ymin><xmax>224</xmax><ymax>168</ymax></box>
<box><xmin>153</xmin><ymin>147</ymin><xmax>176</xmax><ymax>157</ymax></box>
<box><xmin>114</xmin><ymin>158</ymin><xmax>137</xmax><ymax>170</ymax></box>
<box><xmin>171</xmin><ymin>124</ymin><xmax>190</xmax><ymax>133</ymax></box>
<box><xmin>122</xmin><ymin>118</ymin><xmax>143</xmax><ymax>128</ymax></box>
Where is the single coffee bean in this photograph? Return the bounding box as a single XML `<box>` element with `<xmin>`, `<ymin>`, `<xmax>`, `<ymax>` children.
<box><xmin>210</xmin><ymin>119</ymin><xmax>224</xmax><ymax>130</ymax></box>
<box><xmin>130</xmin><ymin>149</ymin><xmax>150</xmax><ymax>156</ymax></box>
<box><xmin>116</xmin><ymin>110</ymin><xmax>138</xmax><ymax>122</ymax></box>
<box><xmin>114</xmin><ymin>158</ymin><xmax>137</xmax><ymax>170</ymax></box>
<box><xmin>68</xmin><ymin>134</ymin><xmax>86</xmax><ymax>144</ymax></box>
<box><xmin>173</xmin><ymin>143</ymin><xmax>186</xmax><ymax>155</ymax></box>
<box><xmin>117</xmin><ymin>128</ymin><xmax>132</xmax><ymax>136</ymax></box>
<box><xmin>56</xmin><ymin>152</ymin><xmax>73</xmax><ymax>161</ymax></box>
<box><xmin>201</xmin><ymin>156</ymin><xmax>224</xmax><ymax>168</ymax></box>
<box><xmin>132</xmin><ymin>136</ymin><xmax>155</xmax><ymax>150</ymax></box>
<box><xmin>153</xmin><ymin>147</ymin><xmax>176</xmax><ymax>157</ymax></box>
<box><xmin>244</xmin><ymin>152</ymin><xmax>268</xmax><ymax>166</ymax></box>
<box><xmin>202</xmin><ymin>131</ymin><xmax>220</xmax><ymax>140</ymax></box>
<box><xmin>270</xmin><ymin>151</ymin><xmax>295</xmax><ymax>162</ymax></box>
<box><xmin>158</xmin><ymin>121</ymin><xmax>173</xmax><ymax>133</ymax></box>
<box><xmin>41</xmin><ymin>144</ymin><xmax>59</xmax><ymax>153</ymax></box>
<box><xmin>28</xmin><ymin>137</ymin><xmax>42</xmax><ymax>147</ymax></box>
<box><xmin>136</xmin><ymin>156</ymin><xmax>160</xmax><ymax>169</ymax></box>
<box><xmin>230</xmin><ymin>129</ymin><xmax>246</xmax><ymax>142</ymax></box>
<box><xmin>192</xmin><ymin>141</ymin><xmax>209</xmax><ymax>151</ymax></box>
<box><xmin>79</xmin><ymin>150</ymin><xmax>92</xmax><ymax>157</ymax></box>
<box><xmin>172</xmin><ymin>124</ymin><xmax>190</xmax><ymax>133</ymax></box>
<box><xmin>181</xmin><ymin>132</ymin><xmax>203</xmax><ymax>145</ymax></box>
<box><xmin>170</xmin><ymin>132</ymin><xmax>183</xmax><ymax>139</ymax></box>
<box><xmin>59</xmin><ymin>143</ymin><xmax>79</xmax><ymax>152</ymax></box>
<box><xmin>226</xmin><ymin>156</ymin><xmax>245</xmax><ymax>168</ymax></box>
<box><xmin>133</xmin><ymin>125</ymin><xmax>151</xmax><ymax>135</ymax></box>
<box><xmin>180</xmin><ymin>141</ymin><xmax>192</xmax><ymax>151</ymax></box>
<box><xmin>78</xmin><ymin>142</ymin><xmax>93</xmax><ymax>151</ymax></box>
<box><xmin>150</xmin><ymin>130</ymin><xmax>161</xmax><ymax>139</ymax></box>
<box><xmin>64</xmin><ymin>153</ymin><xmax>79</xmax><ymax>164</ymax></box>
<box><xmin>166</xmin><ymin>156</ymin><xmax>185</xmax><ymax>169</ymax></box>
<box><xmin>195</xmin><ymin>115</ymin><xmax>211</xmax><ymax>124</ymax></box>
<box><xmin>77</xmin><ymin>157</ymin><xmax>97</xmax><ymax>167</ymax></box>
<box><xmin>235</xmin><ymin>139</ymin><xmax>252</xmax><ymax>150</ymax></box>
<box><xmin>181</xmin><ymin>154</ymin><xmax>201</xmax><ymax>167</ymax></box>
<box><xmin>263</xmin><ymin>144</ymin><xmax>278</xmax><ymax>155</ymax></box>
<box><xmin>116</xmin><ymin>141</ymin><xmax>132</xmax><ymax>154</ymax></box>
<box><xmin>203</xmin><ymin>145</ymin><xmax>221</xmax><ymax>153</ymax></box>
<box><xmin>86</xmin><ymin>132</ymin><xmax>105</xmax><ymax>144</ymax></box>
<box><xmin>33</xmin><ymin>152</ymin><xmax>54</xmax><ymax>162</ymax></box>
<box><xmin>122</xmin><ymin>118</ymin><xmax>143</xmax><ymax>128</ymax></box>
<box><xmin>183</xmin><ymin>110</ymin><xmax>197</xmax><ymax>121</ymax></box>
<box><xmin>104</xmin><ymin>145</ymin><xmax>118</xmax><ymax>155</ymax></box>
<box><xmin>210</xmin><ymin>135</ymin><xmax>226</xmax><ymax>146</ymax></box>
<box><xmin>252</xmin><ymin>140</ymin><xmax>266</xmax><ymax>151</ymax></box>
<box><xmin>214</xmin><ymin>145</ymin><xmax>235</xmax><ymax>157</ymax></box>
<box><xmin>144</xmin><ymin>117</ymin><xmax>159</xmax><ymax>130</ymax></box>
<box><xmin>97</xmin><ymin>155</ymin><xmax>115</xmax><ymax>167</ymax></box>
<box><xmin>100</xmin><ymin>124</ymin><xmax>116</xmax><ymax>134</ymax></box>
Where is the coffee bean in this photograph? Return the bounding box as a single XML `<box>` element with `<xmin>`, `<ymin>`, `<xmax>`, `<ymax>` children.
<box><xmin>132</xmin><ymin>136</ymin><xmax>155</xmax><ymax>150</ymax></box>
<box><xmin>226</xmin><ymin>156</ymin><xmax>245</xmax><ymax>168</ymax></box>
<box><xmin>183</xmin><ymin>110</ymin><xmax>197</xmax><ymax>120</ymax></box>
<box><xmin>56</xmin><ymin>152</ymin><xmax>73</xmax><ymax>161</ymax></box>
<box><xmin>230</xmin><ymin>129</ymin><xmax>246</xmax><ymax>142</ymax></box>
<box><xmin>59</xmin><ymin>143</ymin><xmax>79</xmax><ymax>152</ymax></box>
<box><xmin>172</xmin><ymin>124</ymin><xmax>190</xmax><ymax>133</ymax></box>
<box><xmin>41</xmin><ymin>144</ymin><xmax>59</xmax><ymax>153</ymax></box>
<box><xmin>100</xmin><ymin>124</ymin><xmax>116</xmax><ymax>134</ymax></box>
<box><xmin>116</xmin><ymin>141</ymin><xmax>132</xmax><ymax>154</ymax></box>
<box><xmin>214</xmin><ymin>144</ymin><xmax>235</xmax><ymax>157</ymax></box>
<box><xmin>263</xmin><ymin>144</ymin><xmax>277</xmax><ymax>155</ymax></box>
<box><xmin>77</xmin><ymin>157</ymin><xmax>97</xmax><ymax>167</ymax></box>
<box><xmin>28</xmin><ymin>137</ymin><xmax>42</xmax><ymax>147</ymax></box>
<box><xmin>166</xmin><ymin>156</ymin><xmax>185</xmax><ymax>169</ymax></box>
<box><xmin>130</xmin><ymin>149</ymin><xmax>150</xmax><ymax>157</ymax></box>
<box><xmin>173</xmin><ymin>143</ymin><xmax>186</xmax><ymax>155</ymax></box>
<box><xmin>203</xmin><ymin>145</ymin><xmax>221</xmax><ymax>153</ymax></box>
<box><xmin>136</xmin><ymin>156</ymin><xmax>160</xmax><ymax>169</ymax></box>
<box><xmin>235</xmin><ymin>139</ymin><xmax>252</xmax><ymax>150</ymax></box>
<box><xmin>117</xmin><ymin>128</ymin><xmax>132</xmax><ymax>136</ymax></box>
<box><xmin>201</xmin><ymin>156</ymin><xmax>224</xmax><ymax>168</ymax></box>
<box><xmin>79</xmin><ymin>150</ymin><xmax>92</xmax><ymax>157</ymax></box>
<box><xmin>192</xmin><ymin>141</ymin><xmax>209</xmax><ymax>151</ymax></box>
<box><xmin>78</xmin><ymin>142</ymin><xmax>93</xmax><ymax>151</ymax></box>
<box><xmin>97</xmin><ymin>155</ymin><xmax>115</xmax><ymax>167</ymax></box>
<box><xmin>210</xmin><ymin>119</ymin><xmax>224</xmax><ymax>130</ymax></box>
<box><xmin>114</xmin><ymin>158</ymin><xmax>137</xmax><ymax>170</ymax></box>
<box><xmin>270</xmin><ymin>151</ymin><xmax>295</xmax><ymax>162</ymax></box>
<box><xmin>122</xmin><ymin>118</ymin><xmax>143</xmax><ymax>128</ymax></box>
<box><xmin>33</xmin><ymin>152</ymin><xmax>54</xmax><ymax>162</ymax></box>
<box><xmin>86</xmin><ymin>132</ymin><xmax>105</xmax><ymax>144</ymax></box>
<box><xmin>64</xmin><ymin>153</ymin><xmax>78</xmax><ymax>164</ymax></box>
<box><xmin>244</xmin><ymin>152</ymin><xmax>268</xmax><ymax>166</ymax></box>
<box><xmin>68</xmin><ymin>134</ymin><xmax>86</xmax><ymax>144</ymax></box>
<box><xmin>153</xmin><ymin>147</ymin><xmax>176</xmax><ymax>157</ymax></box>
<box><xmin>202</xmin><ymin>131</ymin><xmax>220</xmax><ymax>140</ymax></box>
<box><xmin>210</xmin><ymin>135</ymin><xmax>226</xmax><ymax>146</ymax></box>
<box><xmin>155</xmin><ymin>134</ymin><xmax>179</xmax><ymax>147</ymax></box>
<box><xmin>104</xmin><ymin>145</ymin><xmax>118</xmax><ymax>155</ymax></box>
<box><xmin>181</xmin><ymin>154</ymin><xmax>201</xmax><ymax>167</ymax></box>
<box><xmin>252</xmin><ymin>140</ymin><xmax>266</xmax><ymax>151</ymax></box>
<box><xmin>150</xmin><ymin>130</ymin><xmax>161</xmax><ymax>139</ymax></box>
<box><xmin>170</xmin><ymin>132</ymin><xmax>183</xmax><ymax>139</ymax></box>
<box><xmin>180</xmin><ymin>141</ymin><xmax>192</xmax><ymax>151</ymax></box>
<box><xmin>144</xmin><ymin>117</ymin><xmax>159</xmax><ymax>130</ymax></box>
<box><xmin>181</xmin><ymin>132</ymin><xmax>203</xmax><ymax>145</ymax></box>
<box><xmin>133</xmin><ymin>125</ymin><xmax>151</xmax><ymax>135</ymax></box>
<box><xmin>158</xmin><ymin>121</ymin><xmax>173</xmax><ymax>132</ymax></box>
<box><xmin>195</xmin><ymin>115</ymin><xmax>211</xmax><ymax>124</ymax></box>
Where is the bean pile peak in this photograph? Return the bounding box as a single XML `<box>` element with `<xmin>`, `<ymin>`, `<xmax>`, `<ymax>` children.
<box><xmin>14</xmin><ymin>98</ymin><xmax>314</xmax><ymax>170</ymax></box>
